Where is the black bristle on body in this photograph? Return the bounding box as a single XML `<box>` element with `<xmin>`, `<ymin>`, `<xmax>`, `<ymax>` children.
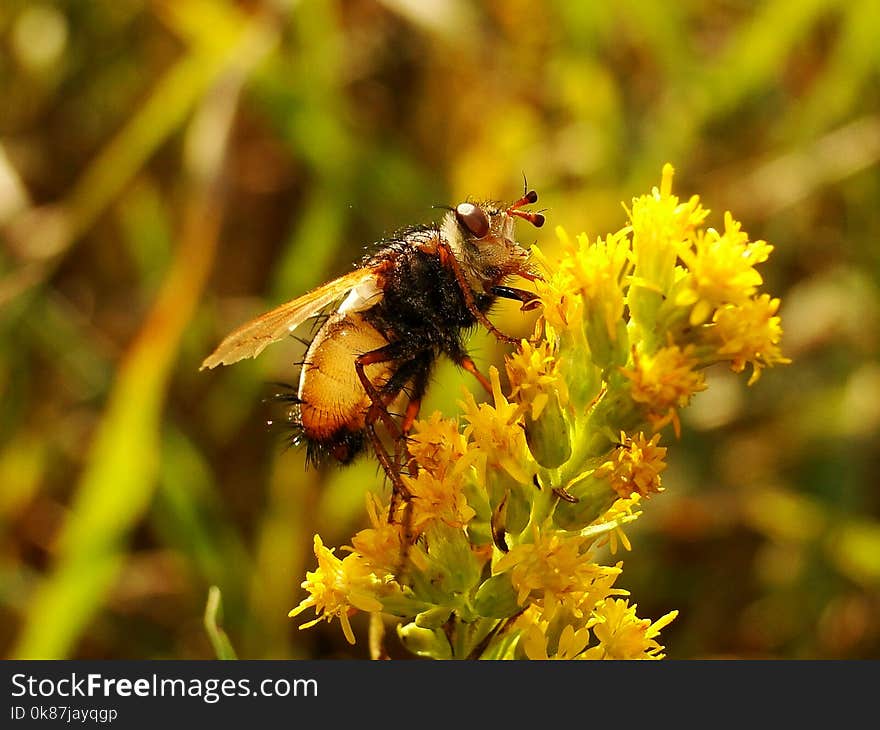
<box><xmin>308</xmin><ymin>313</ymin><xmax>331</xmax><ymax>335</ymax></box>
<box><xmin>265</xmin><ymin>382</ymin><xmax>301</xmax><ymax>405</ymax></box>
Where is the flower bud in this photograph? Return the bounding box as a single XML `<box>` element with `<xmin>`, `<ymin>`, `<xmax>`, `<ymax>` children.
<box><xmin>552</xmin><ymin>472</ymin><xmax>617</xmax><ymax>531</ymax></box>
<box><xmin>397</xmin><ymin>623</ymin><xmax>452</xmax><ymax>659</ymax></box>
<box><xmin>585</xmin><ymin>309</ymin><xmax>629</xmax><ymax>370</ymax></box>
<box><xmin>415</xmin><ymin>607</ymin><xmax>452</xmax><ymax>629</ymax></box>
<box><xmin>524</xmin><ymin>393</ymin><xmax>572</xmax><ymax>468</ymax></box>
<box><xmin>473</xmin><ymin>573</ymin><xmax>521</xmax><ymax>618</ymax></box>
<box><xmin>486</xmin><ymin>469</ymin><xmax>531</xmax><ymax>537</ymax></box>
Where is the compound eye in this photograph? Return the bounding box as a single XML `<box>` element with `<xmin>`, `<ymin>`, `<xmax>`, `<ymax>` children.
<box><xmin>455</xmin><ymin>202</ymin><xmax>490</xmax><ymax>239</ymax></box>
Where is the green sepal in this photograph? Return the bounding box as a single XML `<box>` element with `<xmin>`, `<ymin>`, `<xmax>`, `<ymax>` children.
<box><xmin>473</xmin><ymin>573</ymin><xmax>521</xmax><ymax>619</ymax></box>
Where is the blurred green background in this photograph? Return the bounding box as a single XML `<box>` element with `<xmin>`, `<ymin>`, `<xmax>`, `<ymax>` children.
<box><xmin>1</xmin><ymin>0</ymin><xmax>878</xmax><ymax>659</ymax></box>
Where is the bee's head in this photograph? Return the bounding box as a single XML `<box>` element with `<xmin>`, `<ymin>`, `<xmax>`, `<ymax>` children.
<box><xmin>442</xmin><ymin>188</ymin><xmax>544</xmax><ymax>288</ymax></box>
<box><xmin>453</xmin><ymin>190</ymin><xmax>544</xmax><ymax>241</ymax></box>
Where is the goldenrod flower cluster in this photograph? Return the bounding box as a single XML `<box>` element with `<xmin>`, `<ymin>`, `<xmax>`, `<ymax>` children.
<box><xmin>289</xmin><ymin>165</ymin><xmax>789</xmax><ymax>659</ymax></box>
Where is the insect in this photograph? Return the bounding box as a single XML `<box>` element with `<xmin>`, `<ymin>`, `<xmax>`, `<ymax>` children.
<box><xmin>201</xmin><ymin>187</ymin><xmax>544</xmax><ymax>505</ymax></box>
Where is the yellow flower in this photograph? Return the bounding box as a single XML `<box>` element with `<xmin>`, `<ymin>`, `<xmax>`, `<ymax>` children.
<box><xmin>595</xmin><ymin>432</ymin><xmax>667</xmax><ymax>500</ymax></box>
<box><xmin>521</xmin><ymin>621</ymin><xmax>592</xmax><ymax>660</ymax></box>
<box><xmin>289</xmin><ymin>535</ymin><xmax>384</xmax><ymax>645</ymax></box>
<box><xmin>570</xmin><ymin>232</ymin><xmax>630</xmax><ymax>353</ymax></box>
<box><xmin>535</xmin><ymin>228</ymin><xmax>631</xmax><ymax>368</ymax></box>
<box><xmin>460</xmin><ymin>366</ymin><xmax>534</xmax><ymax>486</ymax></box>
<box><xmin>494</xmin><ymin>528</ymin><xmax>622</xmax><ymax>621</ymax></box>
<box><xmin>677</xmin><ymin>211</ymin><xmax>774</xmax><ymax>325</ymax></box>
<box><xmin>531</xmin><ymin>233</ymin><xmax>585</xmax><ymax>336</ymax></box>
<box><xmin>621</xmin><ymin>344</ymin><xmax>707</xmax><ymax>435</ymax></box>
<box><xmin>628</xmin><ymin>163</ymin><xmax>709</xmax><ymax>294</ymax></box>
<box><xmin>403</xmin><ymin>469</ymin><xmax>477</xmax><ymax>534</ymax></box>
<box><xmin>591</xmin><ymin>494</ymin><xmax>643</xmax><ymax>554</ymax></box>
<box><xmin>711</xmin><ymin>293</ymin><xmax>791</xmax><ymax>384</ymax></box>
<box><xmin>348</xmin><ymin>493</ymin><xmax>405</xmax><ymax>577</ymax></box>
<box><xmin>566</xmin><ymin>231</ymin><xmax>630</xmax><ymax>307</ymax></box>
<box><xmin>406</xmin><ymin>412</ymin><xmax>471</xmax><ymax>483</ymax></box>
<box><xmin>506</xmin><ymin>339</ymin><xmax>573</xmax><ymax>468</ymax></box>
<box><xmin>583</xmin><ymin>598</ymin><xmax>678</xmax><ymax>660</ymax></box>
<box><xmin>506</xmin><ymin>339</ymin><xmax>567</xmax><ymax>420</ymax></box>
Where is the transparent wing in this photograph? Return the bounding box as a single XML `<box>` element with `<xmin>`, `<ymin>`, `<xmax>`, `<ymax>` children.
<box><xmin>201</xmin><ymin>268</ymin><xmax>381</xmax><ymax>369</ymax></box>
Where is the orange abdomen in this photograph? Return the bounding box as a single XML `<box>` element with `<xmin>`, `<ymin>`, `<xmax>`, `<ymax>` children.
<box><xmin>297</xmin><ymin>312</ymin><xmax>393</xmax><ymax>442</ymax></box>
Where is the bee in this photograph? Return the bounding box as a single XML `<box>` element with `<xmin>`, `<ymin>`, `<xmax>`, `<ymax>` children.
<box><xmin>201</xmin><ymin>187</ymin><xmax>544</xmax><ymax>501</ymax></box>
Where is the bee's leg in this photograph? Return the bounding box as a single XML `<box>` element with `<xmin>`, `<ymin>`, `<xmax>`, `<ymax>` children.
<box><xmin>437</xmin><ymin>241</ymin><xmax>519</xmax><ymax>344</ymax></box>
<box><xmin>370</xmin><ymin>362</ymin><xmax>426</xmax><ymax>470</ymax></box>
<box><xmin>356</xmin><ymin>347</ymin><xmax>406</xmax><ymax>440</ymax></box>
<box><xmin>517</xmin><ymin>269</ymin><xmax>544</xmax><ymax>283</ymax></box>
<box><xmin>393</xmin><ymin>356</ymin><xmax>431</xmax><ymax>436</ymax></box>
<box><xmin>364</xmin><ymin>419</ymin><xmax>416</xmax><ymax>572</ymax></box>
<box><xmin>490</xmin><ymin>285</ymin><xmax>542</xmax><ymax>312</ymax></box>
<box><xmin>491</xmin><ymin>285</ymin><xmax>545</xmax><ymax>344</ymax></box>
<box><xmin>401</xmin><ymin>398</ymin><xmax>422</xmax><ymax>435</ymax></box>
<box><xmin>364</xmin><ymin>420</ymin><xmax>410</xmax><ymax>506</ymax></box>
<box><xmin>357</xmin><ymin>345</ymin><xmax>431</xmax><ymax>441</ymax></box>
<box><xmin>361</xmin><ymin>386</ymin><xmax>417</xmax><ymax>571</ymax></box>
<box><xmin>457</xmin><ymin>354</ymin><xmax>493</xmax><ymax>395</ymax></box>
<box><xmin>397</xmin><ymin>361</ymin><xmax>432</xmax><ymax>479</ymax></box>
<box><xmin>440</xmin><ymin>338</ymin><xmax>493</xmax><ymax>395</ymax></box>
<box><xmin>356</xmin><ymin>344</ymin><xmax>428</xmax><ymax>530</ymax></box>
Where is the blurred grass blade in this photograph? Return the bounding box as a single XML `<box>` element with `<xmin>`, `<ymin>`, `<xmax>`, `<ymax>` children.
<box><xmin>725</xmin><ymin>115</ymin><xmax>880</xmax><ymax>218</ymax></box>
<box><xmin>204</xmin><ymin>586</ymin><xmax>238</xmax><ymax>660</ymax></box>
<box><xmin>1</xmin><ymin>1</ymin><xmax>274</xmax><ymax>299</ymax></box>
<box><xmin>11</xmin><ymin>14</ymin><xmax>280</xmax><ymax>659</ymax></box>
<box><xmin>154</xmin><ymin>426</ymin><xmax>250</xmax><ymax>597</ymax></box>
